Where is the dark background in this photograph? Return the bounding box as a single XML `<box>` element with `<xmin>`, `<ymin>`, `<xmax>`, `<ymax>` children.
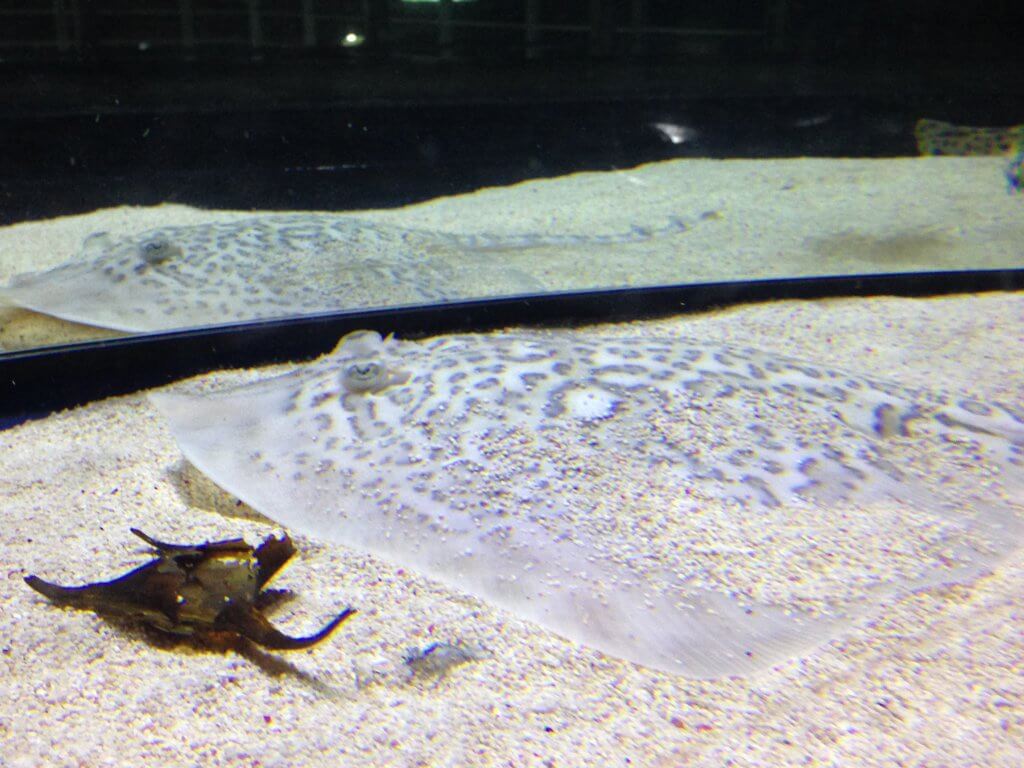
<box><xmin>1</xmin><ymin>0</ymin><xmax>1022</xmax><ymax>224</ymax></box>
<box><xmin>2</xmin><ymin>0</ymin><xmax>1023</xmax><ymax>421</ymax></box>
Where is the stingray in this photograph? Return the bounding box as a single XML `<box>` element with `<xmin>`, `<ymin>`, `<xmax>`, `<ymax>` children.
<box><xmin>0</xmin><ymin>213</ymin><xmax>688</xmax><ymax>333</ymax></box>
<box><xmin>914</xmin><ymin>118</ymin><xmax>1024</xmax><ymax>156</ymax></box>
<box><xmin>150</xmin><ymin>329</ymin><xmax>1024</xmax><ymax>677</ymax></box>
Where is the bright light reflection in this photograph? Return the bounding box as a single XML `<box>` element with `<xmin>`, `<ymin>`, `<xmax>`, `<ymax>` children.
<box><xmin>340</xmin><ymin>31</ymin><xmax>365</xmax><ymax>48</ymax></box>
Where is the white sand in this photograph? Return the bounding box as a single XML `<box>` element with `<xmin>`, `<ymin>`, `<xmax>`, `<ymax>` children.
<box><xmin>0</xmin><ymin>290</ymin><xmax>1021</xmax><ymax>767</ymax></box>
<box><xmin>0</xmin><ymin>158</ymin><xmax>1021</xmax><ymax>765</ymax></box>
<box><xmin>1</xmin><ymin>156</ymin><xmax>1021</xmax><ymax>350</ymax></box>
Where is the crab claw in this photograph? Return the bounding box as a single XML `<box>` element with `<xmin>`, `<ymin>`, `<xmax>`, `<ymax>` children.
<box><xmin>215</xmin><ymin>602</ymin><xmax>357</xmax><ymax>650</ymax></box>
<box><xmin>25</xmin><ymin>528</ymin><xmax>356</xmax><ymax>651</ymax></box>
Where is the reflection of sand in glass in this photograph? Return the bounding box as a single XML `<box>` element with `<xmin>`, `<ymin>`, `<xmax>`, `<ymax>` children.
<box><xmin>2</xmin><ymin>153</ymin><xmax>1022</xmax><ymax>351</ymax></box>
<box><xmin>0</xmin><ymin>213</ymin><xmax>697</xmax><ymax>332</ymax></box>
<box><xmin>0</xmin><ymin>208</ymin><xmax>687</xmax><ymax>340</ymax></box>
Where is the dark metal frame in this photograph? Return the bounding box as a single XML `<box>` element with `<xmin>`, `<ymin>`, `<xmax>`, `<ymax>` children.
<box><xmin>2</xmin><ymin>268</ymin><xmax>1022</xmax><ymax>427</ymax></box>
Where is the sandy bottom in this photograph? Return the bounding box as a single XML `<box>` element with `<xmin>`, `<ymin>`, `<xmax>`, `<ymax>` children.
<box><xmin>1</xmin><ymin>290</ymin><xmax>1022</xmax><ymax>767</ymax></box>
<box><xmin>1</xmin><ymin>155</ymin><xmax>1021</xmax><ymax>351</ymax></box>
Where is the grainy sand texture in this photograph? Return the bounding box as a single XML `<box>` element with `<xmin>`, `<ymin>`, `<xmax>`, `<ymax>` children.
<box><xmin>0</xmin><ymin>156</ymin><xmax>1021</xmax><ymax>766</ymax></box>
<box><xmin>1</xmin><ymin>155</ymin><xmax>1021</xmax><ymax>351</ymax></box>
<box><xmin>1</xmin><ymin>290</ymin><xmax>1021</xmax><ymax>767</ymax></box>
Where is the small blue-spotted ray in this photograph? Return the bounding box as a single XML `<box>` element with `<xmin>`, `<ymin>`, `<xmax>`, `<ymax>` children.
<box><xmin>0</xmin><ymin>213</ymin><xmax>688</xmax><ymax>333</ymax></box>
<box><xmin>150</xmin><ymin>330</ymin><xmax>1023</xmax><ymax>678</ymax></box>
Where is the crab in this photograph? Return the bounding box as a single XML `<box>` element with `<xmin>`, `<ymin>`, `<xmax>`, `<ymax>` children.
<box><xmin>24</xmin><ymin>528</ymin><xmax>354</xmax><ymax>650</ymax></box>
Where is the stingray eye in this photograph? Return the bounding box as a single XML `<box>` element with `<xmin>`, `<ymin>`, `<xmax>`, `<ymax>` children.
<box><xmin>341</xmin><ymin>361</ymin><xmax>388</xmax><ymax>393</ymax></box>
<box><xmin>138</xmin><ymin>238</ymin><xmax>177</xmax><ymax>265</ymax></box>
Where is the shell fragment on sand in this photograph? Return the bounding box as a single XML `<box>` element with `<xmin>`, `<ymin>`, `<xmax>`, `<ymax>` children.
<box><xmin>25</xmin><ymin>528</ymin><xmax>356</xmax><ymax>650</ymax></box>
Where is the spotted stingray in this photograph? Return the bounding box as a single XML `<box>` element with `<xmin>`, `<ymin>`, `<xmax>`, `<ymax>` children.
<box><xmin>0</xmin><ymin>213</ymin><xmax>688</xmax><ymax>333</ymax></box>
<box><xmin>151</xmin><ymin>329</ymin><xmax>1024</xmax><ymax>678</ymax></box>
<box><xmin>914</xmin><ymin>118</ymin><xmax>1024</xmax><ymax>156</ymax></box>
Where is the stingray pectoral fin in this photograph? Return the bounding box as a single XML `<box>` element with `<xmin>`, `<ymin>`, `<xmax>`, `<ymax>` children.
<box><xmin>215</xmin><ymin>602</ymin><xmax>356</xmax><ymax>650</ymax></box>
<box><xmin>0</xmin><ymin>284</ymin><xmax>16</xmax><ymax>307</ymax></box>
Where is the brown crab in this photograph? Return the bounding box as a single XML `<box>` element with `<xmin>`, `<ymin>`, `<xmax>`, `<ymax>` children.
<box><xmin>25</xmin><ymin>528</ymin><xmax>354</xmax><ymax>650</ymax></box>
